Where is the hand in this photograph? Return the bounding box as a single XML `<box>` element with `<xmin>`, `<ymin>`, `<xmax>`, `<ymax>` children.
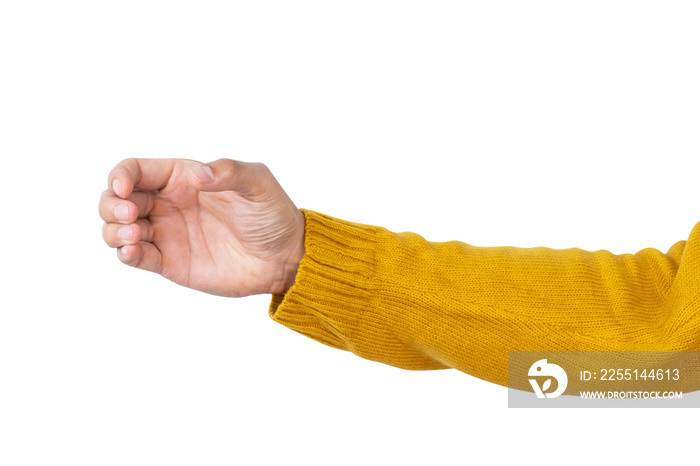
<box><xmin>99</xmin><ymin>158</ymin><xmax>305</xmax><ymax>297</ymax></box>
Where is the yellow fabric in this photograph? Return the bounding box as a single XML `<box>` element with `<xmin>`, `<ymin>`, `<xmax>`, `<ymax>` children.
<box><xmin>268</xmin><ymin>209</ymin><xmax>700</xmax><ymax>387</ymax></box>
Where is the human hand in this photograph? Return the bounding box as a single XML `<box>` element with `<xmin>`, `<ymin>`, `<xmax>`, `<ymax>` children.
<box><xmin>99</xmin><ymin>159</ymin><xmax>305</xmax><ymax>297</ymax></box>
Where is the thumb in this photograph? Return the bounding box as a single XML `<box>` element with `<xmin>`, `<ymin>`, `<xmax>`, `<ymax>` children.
<box><xmin>188</xmin><ymin>159</ymin><xmax>273</xmax><ymax>198</ymax></box>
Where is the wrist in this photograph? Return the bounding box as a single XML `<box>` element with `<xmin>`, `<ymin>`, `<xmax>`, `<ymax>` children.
<box><xmin>269</xmin><ymin>209</ymin><xmax>306</xmax><ymax>295</ymax></box>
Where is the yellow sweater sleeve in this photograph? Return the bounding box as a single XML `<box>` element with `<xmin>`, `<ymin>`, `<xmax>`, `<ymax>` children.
<box><xmin>268</xmin><ymin>209</ymin><xmax>700</xmax><ymax>387</ymax></box>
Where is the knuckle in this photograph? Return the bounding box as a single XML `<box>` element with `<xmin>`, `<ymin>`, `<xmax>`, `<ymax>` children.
<box><xmin>99</xmin><ymin>189</ymin><xmax>114</xmax><ymax>207</ymax></box>
<box><xmin>98</xmin><ymin>192</ymin><xmax>109</xmax><ymax>217</ymax></box>
<box><xmin>98</xmin><ymin>203</ymin><xmax>113</xmax><ymax>222</ymax></box>
<box><xmin>113</xmin><ymin>158</ymin><xmax>135</xmax><ymax>177</ymax></box>
<box><xmin>252</xmin><ymin>163</ymin><xmax>273</xmax><ymax>186</ymax></box>
<box><xmin>102</xmin><ymin>224</ymin><xmax>120</xmax><ymax>248</ymax></box>
<box><xmin>116</xmin><ymin>158</ymin><xmax>140</xmax><ymax>184</ymax></box>
<box><xmin>119</xmin><ymin>157</ymin><xmax>136</xmax><ymax>167</ymax></box>
<box><xmin>221</xmin><ymin>158</ymin><xmax>239</xmax><ymax>176</ymax></box>
<box><xmin>103</xmin><ymin>226</ymin><xmax>121</xmax><ymax>248</ymax></box>
<box><xmin>254</xmin><ymin>162</ymin><xmax>270</xmax><ymax>174</ymax></box>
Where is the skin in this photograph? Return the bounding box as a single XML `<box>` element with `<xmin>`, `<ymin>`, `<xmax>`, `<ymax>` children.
<box><xmin>99</xmin><ymin>158</ymin><xmax>306</xmax><ymax>297</ymax></box>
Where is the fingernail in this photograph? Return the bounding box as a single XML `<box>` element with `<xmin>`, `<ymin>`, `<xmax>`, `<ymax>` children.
<box><xmin>118</xmin><ymin>225</ymin><xmax>134</xmax><ymax>241</ymax></box>
<box><xmin>120</xmin><ymin>245</ymin><xmax>130</xmax><ymax>256</ymax></box>
<box><xmin>112</xmin><ymin>179</ymin><xmax>122</xmax><ymax>198</ymax></box>
<box><xmin>191</xmin><ymin>165</ymin><xmax>214</xmax><ymax>183</ymax></box>
<box><xmin>114</xmin><ymin>203</ymin><xmax>130</xmax><ymax>221</ymax></box>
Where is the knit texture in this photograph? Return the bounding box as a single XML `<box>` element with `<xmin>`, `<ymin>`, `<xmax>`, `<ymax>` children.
<box><xmin>269</xmin><ymin>209</ymin><xmax>700</xmax><ymax>387</ymax></box>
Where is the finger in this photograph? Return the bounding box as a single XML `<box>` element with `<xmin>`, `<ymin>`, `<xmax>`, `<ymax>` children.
<box><xmin>108</xmin><ymin>158</ymin><xmax>178</xmax><ymax>199</ymax></box>
<box><xmin>118</xmin><ymin>242</ymin><xmax>163</xmax><ymax>274</ymax></box>
<box><xmin>102</xmin><ymin>219</ymin><xmax>154</xmax><ymax>248</ymax></box>
<box><xmin>187</xmin><ymin>159</ymin><xmax>275</xmax><ymax>199</ymax></box>
<box><xmin>99</xmin><ymin>189</ymin><xmax>157</xmax><ymax>223</ymax></box>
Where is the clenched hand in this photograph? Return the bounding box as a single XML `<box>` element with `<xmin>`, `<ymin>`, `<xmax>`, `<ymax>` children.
<box><xmin>99</xmin><ymin>159</ymin><xmax>305</xmax><ymax>297</ymax></box>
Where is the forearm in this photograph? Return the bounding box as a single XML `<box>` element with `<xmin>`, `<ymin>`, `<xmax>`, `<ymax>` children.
<box><xmin>269</xmin><ymin>210</ymin><xmax>699</xmax><ymax>386</ymax></box>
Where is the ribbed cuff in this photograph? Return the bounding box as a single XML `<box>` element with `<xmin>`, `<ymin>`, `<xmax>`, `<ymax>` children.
<box><xmin>269</xmin><ymin>209</ymin><xmax>449</xmax><ymax>370</ymax></box>
<box><xmin>269</xmin><ymin>209</ymin><xmax>380</xmax><ymax>352</ymax></box>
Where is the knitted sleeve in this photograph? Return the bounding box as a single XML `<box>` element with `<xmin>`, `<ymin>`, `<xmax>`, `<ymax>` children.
<box><xmin>268</xmin><ymin>209</ymin><xmax>700</xmax><ymax>387</ymax></box>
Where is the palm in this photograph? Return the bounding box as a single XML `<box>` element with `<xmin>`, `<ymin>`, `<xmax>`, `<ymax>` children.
<box><xmin>152</xmin><ymin>171</ymin><xmax>294</xmax><ymax>296</ymax></box>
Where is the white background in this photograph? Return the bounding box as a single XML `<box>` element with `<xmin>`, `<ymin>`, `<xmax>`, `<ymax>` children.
<box><xmin>1</xmin><ymin>1</ymin><xmax>698</xmax><ymax>464</ymax></box>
